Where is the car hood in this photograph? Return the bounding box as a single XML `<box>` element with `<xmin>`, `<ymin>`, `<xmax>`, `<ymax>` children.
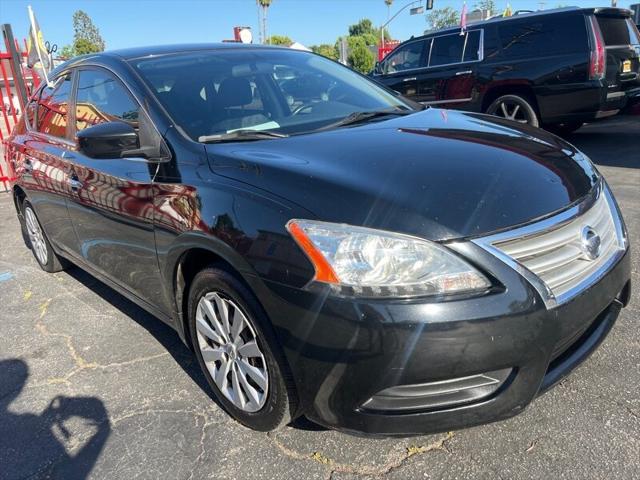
<box><xmin>205</xmin><ymin>109</ymin><xmax>599</xmax><ymax>241</ymax></box>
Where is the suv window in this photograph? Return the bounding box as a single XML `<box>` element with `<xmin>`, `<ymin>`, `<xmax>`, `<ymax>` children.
<box><xmin>429</xmin><ymin>31</ymin><xmax>482</xmax><ymax>67</ymax></box>
<box><xmin>36</xmin><ymin>73</ymin><xmax>72</xmax><ymax>138</ymax></box>
<box><xmin>498</xmin><ymin>15</ymin><xmax>588</xmax><ymax>58</ymax></box>
<box><xmin>383</xmin><ymin>40</ymin><xmax>425</xmax><ymax>73</ymax></box>
<box><xmin>75</xmin><ymin>69</ymin><xmax>139</xmax><ymax>132</ymax></box>
<box><xmin>597</xmin><ymin>17</ymin><xmax>640</xmax><ymax>46</ymax></box>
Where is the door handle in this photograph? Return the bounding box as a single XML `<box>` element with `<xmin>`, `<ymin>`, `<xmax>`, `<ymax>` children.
<box><xmin>455</xmin><ymin>70</ymin><xmax>473</xmax><ymax>76</ymax></box>
<box><xmin>402</xmin><ymin>77</ymin><xmax>417</xmax><ymax>82</ymax></box>
<box><xmin>68</xmin><ymin>177</ymin><xmax>83</xmax><ymax>191</ymax></box>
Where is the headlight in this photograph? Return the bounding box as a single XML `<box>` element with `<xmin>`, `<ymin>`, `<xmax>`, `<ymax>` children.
<box><xmin>286</xmin><ymin>219</ymin><xmax>490</xmax><ymax>298</ymax></box>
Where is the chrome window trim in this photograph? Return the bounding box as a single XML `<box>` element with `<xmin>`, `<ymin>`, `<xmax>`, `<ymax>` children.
<box><xmin>472</xmin><ymin>182</ymin><xmax>626</xmax><ymax>309</ymax></box>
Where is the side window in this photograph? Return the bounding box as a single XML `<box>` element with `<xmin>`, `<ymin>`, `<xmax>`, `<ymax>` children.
<box><xmin>75</xmin><ymin>69</ymin><xmax>139</xmax><ymax>133</ymax></box>
<box><xmin>36</xmin><ymin>73</ymin><xmax>72</xmax><ymax>138</ymax></box>
<box><xmin>383</xmin><ymin>40</ymin><xmax>426</xmax><ymax>73</ymax></box>
<box><xmin>429</xmin><ymin>34</ymin><xmax>466</xmax><ymax>67</ymax></box>
<box><xmin>463</xmin><ymin>30</ymin><xmax>483</xmax><ymax>62</ymax></box>
<box><xmin>498</xmin><ymin>16</ymin><xmax>588</xmax><ymax>58</ymax></box>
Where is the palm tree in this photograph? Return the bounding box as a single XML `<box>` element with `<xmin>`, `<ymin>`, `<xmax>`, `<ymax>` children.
<box><xmin>257</xmin><ymin>0</ymin><xmax>273</xmax><ymax>44</ymax></box>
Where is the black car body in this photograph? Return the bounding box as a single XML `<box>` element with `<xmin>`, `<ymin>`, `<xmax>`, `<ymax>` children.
<box><xmin>372</xmin><ymin>7</ymin><xmax>640</xmax><ymax>133</ymax></box>
<box><xmin>5</xmin><ymin>44</ymin><xmax>631</xmax><ymax>436</ymax></box>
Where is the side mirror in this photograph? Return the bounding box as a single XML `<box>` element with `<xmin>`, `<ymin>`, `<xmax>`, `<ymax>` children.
<box><xmin>373</xmin><ymin>61</ymin><xmax>383</xmax><ymax>76</ymax></box>
<box><xmin>77</xmin><ymin>121</ymin><xmax>139</xmax><ymax>159</ymax></box>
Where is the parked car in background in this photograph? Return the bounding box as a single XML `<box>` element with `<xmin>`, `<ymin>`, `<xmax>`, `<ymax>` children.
<box><xmin>6</xmin><ymin>44</ymin><xmax>631</xmax><ymax>435</ymax></box>
<box><xmin>372</xmin><ymin>7</ymin><xmax>640</xmax><ymax>134</ymax></box>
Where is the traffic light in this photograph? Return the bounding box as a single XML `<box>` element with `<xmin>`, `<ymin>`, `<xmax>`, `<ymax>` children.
<box><xmin>426</xmin><ymin>0</ymin><xmax>434</xmax><ymax>10</ymax></box>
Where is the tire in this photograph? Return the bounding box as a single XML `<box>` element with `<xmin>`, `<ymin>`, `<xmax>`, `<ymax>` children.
<box><xmin>544</xmin><ymin>122</ymin><xmax>584</xmax><ymax>136</ymax></box>
<box><xmin>486</xmin><ymin>94</ymin><xmax>540</xmax><ymax>127</ymax></box>
<box><xmin>21</xmin><ymin>201</ymin><xmax>68</xmax><ymax>273</ymax></box>
<box><xmin>187</xmin><ymin>267</ymin><xmax>298</xmax><ymax>431</ymax></box>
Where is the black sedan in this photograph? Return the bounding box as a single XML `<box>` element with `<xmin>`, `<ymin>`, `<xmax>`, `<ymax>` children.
<box><xmin>6</xmin><ymin>44</ymin><xmax>631</xmax><ymax>435</ymax></box>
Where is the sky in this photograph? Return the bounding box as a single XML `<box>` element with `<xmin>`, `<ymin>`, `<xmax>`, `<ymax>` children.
<box><xmin>0</xmin><ymin>0</ymin><xmax>633</xmax><ymax>51</ymax></box>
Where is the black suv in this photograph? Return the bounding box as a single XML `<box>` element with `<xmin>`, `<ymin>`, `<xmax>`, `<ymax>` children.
<box><xmin>372</xmin><ymin>7</ymin><xmax>640</xmax><ymax>134</ymax></box>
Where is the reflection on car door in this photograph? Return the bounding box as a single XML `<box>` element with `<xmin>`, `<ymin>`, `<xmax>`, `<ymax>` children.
<box><xmin>19</xmin><ymin>73</ymin><xmax>79</xmax><ymax>254</ymax></box>
<box><xmin>64</xmin><ymin>67</ymin><xmax>164</xmax><ymax>305</ymax></box>
<box><xmin>417</xmin><ymin>30</ymin><xmax>482</xmax><ymax>107</ymax></box>
<box><xmin>378</xmin><ymin>39</ymin><xmax>427</xmax><ymax>99</ymax></box>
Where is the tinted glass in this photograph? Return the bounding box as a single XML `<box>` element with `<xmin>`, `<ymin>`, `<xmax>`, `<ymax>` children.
<box><xmin>36</xmin><ymin>74</ymin><xmax>72</xmax><ymax>138</ymax></box>
<box><xmin>463</xmin><ymin>30</ymin><xmax>482</xmax><ymax>62</ymax></box>
<box><xmin>383</xmin><ymin>40</ymin><xmax>425</xmax><ymax>73</ymax></box>
<box><xmin>75</xmin><ymin>69</ymin><xmax>139</xmax><ymax>132</ymax></box>
<box><xmin>498</xmin><ymin>15</ymin><xmax>588</xmax><ymax>58</ymax></box>
<box><xmin>597</xmin><ymin>17</ymin><xmax>640</xmax><ymax>45</ymax></box>
<box><xmin>134</xmin><ymin>49</ymin><xmax>409</xmax><ymax>140</ymax></box>
<box><xmin>430</xmin><ymin>33</ymin><xmax>466</xmax><ymax>66</ymax></box>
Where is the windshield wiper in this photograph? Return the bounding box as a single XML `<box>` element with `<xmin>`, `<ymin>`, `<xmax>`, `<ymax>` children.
<box><xmin>199</xmin><ymin>129</ymin><xmax>289</xmax><ymax>143</ymax></box>
<box><xmin>317</xmin><ymin>108</ymin><xmax>414</xmax><ymax>132</ymax></box>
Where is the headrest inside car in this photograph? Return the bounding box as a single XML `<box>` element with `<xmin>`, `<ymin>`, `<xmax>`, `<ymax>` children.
<box><xmin>218</xmin><ymin>78</ymin><xmax>253</xmax><ymax>107</ymax></box>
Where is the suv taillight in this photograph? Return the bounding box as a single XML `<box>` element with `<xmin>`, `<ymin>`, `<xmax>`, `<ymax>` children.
<box><xmin>588</xmin><ymin>16</ymin><xmax>606</xmax><ymax>81</ymax></box>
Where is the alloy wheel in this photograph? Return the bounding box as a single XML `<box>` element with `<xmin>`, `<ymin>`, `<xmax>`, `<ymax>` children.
<box><xmin>24</xmin><ymin>207</ymin><xmax>48</xmax><ymax>265</ymax></box>
<box><xmin>490</xmin><ymin>100</ymin><xmax>531</xmax><ymax>124</ymax></box>
<box><xmin>195</xmin><ymin>292</ymin><xmax>269</xmax><ymax>412</ymax></box>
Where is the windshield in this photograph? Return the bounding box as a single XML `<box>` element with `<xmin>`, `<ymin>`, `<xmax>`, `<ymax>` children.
<box><xmin>132</xmin><ymin>48</ymin><xmax>412</xmax><ymax>141</ymax></box>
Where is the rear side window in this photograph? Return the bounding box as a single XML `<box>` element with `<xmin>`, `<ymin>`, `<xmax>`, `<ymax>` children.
<box><xmin>498</xmin><ymin>15</ymin><xmax>588</xmax><ymax>58</ymax></box>
<box><xmin>597</xmin><ymin>17</ymin><xmax>640</xmax><ymax>45</ymax></box>
<box><xmin>383</xmin><ymin>40</ymin><xmax>426</xmax><ymax>73</ymax></box>
<box><xmin>75</xmin><ymin>69</ymin><xmax>140</xmax><ymax>132</ymax></box>
<box><xmin>429</xmin><ymin>31</ymin><xmax>482</xmax><ymax>67</ymax></box>
<box><xmin>36</xmin><ymin>73</ymin><xmax>72</xmax><ymax>138</ymax></box>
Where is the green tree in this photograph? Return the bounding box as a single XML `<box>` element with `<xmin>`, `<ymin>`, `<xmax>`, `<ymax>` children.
<box><xmin>474</xmin><ymin>0</ymin><xmax>496</xmax><ymax>14</ymax></box>
<box><xmin>347</xmin><ymin>36</ymin><xmax>375</xmax><ymax>73</ymax></box>
<box><xmin>72</xmin><ymin>10</ymin><xmax>105</xmax><ymax>52</ymax></box>
<box><xmin>426</xmin><ymin>7</ymin><xmax>459</xmax><ymax>31</ymax></box>
<box><xmin>311</xmin><ymin>44</ymin><xmax>339</xmax><ymax>60</ymax></box>
<box><xmin>59</xmin><ymin>44</ymin><xmax>74</xmax><ymax>59</ymax></box>
<box><xmin>349</xmin><ymin>18</ymin><xmax>376</xmax><ymax>37</ymax></box>
<box><xmin>268</xmin><ymin>35</ymin><xmax>292</xmax><ymax>46</ymax></box>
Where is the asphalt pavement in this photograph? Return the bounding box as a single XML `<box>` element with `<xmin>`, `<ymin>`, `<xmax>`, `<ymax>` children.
<box><xmin>0</xmin><ymin>116</ymin><xmax>638</xmax><ymax>480</ymax></box>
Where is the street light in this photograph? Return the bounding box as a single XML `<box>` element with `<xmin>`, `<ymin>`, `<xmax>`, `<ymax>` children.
<box><xmin>380</xmin><ymin>0</ymin><xmax>424</xmax><ymax>49</ymax></box>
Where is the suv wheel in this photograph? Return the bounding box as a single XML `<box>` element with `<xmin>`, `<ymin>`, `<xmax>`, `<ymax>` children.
<box><xmin>22</xmin><ymin>201</ymin><xmax>68</xmax><ymax>273</ymax></box>
<box><xmin>486</xmin><ymin>94</ymin><xmax>539</xmax><ymax>127</ymax></box>
<box><xmin>187</xmin><ymin>267</ymin><xmax>298</xmax><ymax>431</ymax></box>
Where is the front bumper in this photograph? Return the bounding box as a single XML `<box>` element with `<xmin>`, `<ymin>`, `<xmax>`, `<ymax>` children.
<box><xmin>248</xmin><ymin>243</ymin><xmax>631</xmax><ymax>436</ymax></box>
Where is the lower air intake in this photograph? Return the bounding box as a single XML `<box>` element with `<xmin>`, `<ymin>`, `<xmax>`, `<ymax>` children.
<box><xmin>361</xmin><ymin>368</ymin><xmax>512</xmax><ymax>412</ymax></box>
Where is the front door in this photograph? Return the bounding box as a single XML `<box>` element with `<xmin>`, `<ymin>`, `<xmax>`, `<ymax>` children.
<box><xmin>65</xmin><ymin>67</ymin><xmax>163</xmax><ymax>305</ymax></box>
<box><xmin>376</xmin><ymin>39</ymin><xmax>428</xmax><ymax>99</ymax></box>
<box><xmin>416</xmin><ymin>30</ymin><xmax>482</xmax><ymax>107</ymax></box>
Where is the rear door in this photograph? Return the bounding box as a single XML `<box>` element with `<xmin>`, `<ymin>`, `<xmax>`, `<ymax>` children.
<box><xmin>376</xmin><ymin>39</ymin><xmax>428</xmax><ymax>99</ymax></box>
<box><xmin>416</xmin><ymin>30</ymin><xmax>483</xmax><ymax>107</ymax></box>
<box><xmin>595</xmin><ymin>13</ymin><xmax>640</xmax><ymax>104</ymax></box>
<box><xmin>18</xmin><ymin>73</ymin><xmax>78</xmax><ymax>254</ymax></box>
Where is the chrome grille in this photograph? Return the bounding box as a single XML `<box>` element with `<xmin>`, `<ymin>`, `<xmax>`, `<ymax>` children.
<box><xmin>474</xmin><ymin>186</ymin><xmax>626</xmax><ymax>306</ymax></box>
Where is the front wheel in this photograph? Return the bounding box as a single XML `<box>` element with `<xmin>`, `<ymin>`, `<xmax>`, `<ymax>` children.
<box><xmin>187</xmin><ymin>267</ymin><xmax>298</xmax><ymax>431</ymax></box>
<box><xmin>486</xmin><ymin>94</ymin><xmax>540</xmax><ymax>127</ymax></box>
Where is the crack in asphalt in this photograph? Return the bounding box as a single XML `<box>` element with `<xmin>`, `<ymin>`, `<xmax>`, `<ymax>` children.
<box><xmin>268</xmin><ymin>430</ymin><xmax>454</xmax><ymax>478</ymax></box>
<box><xmin>32</xmin><ymin>297</ymin><xmax>170</xmax><ymax>387</ymax></box>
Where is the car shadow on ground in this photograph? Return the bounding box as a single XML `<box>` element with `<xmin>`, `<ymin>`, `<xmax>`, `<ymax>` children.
<box><xmin>62</xmin><ymin>266</ymin><xmax>326</xmax><ymax>432</ymax></box>
<box><xmin>0</xmin><ymin>359</ymin><xmax>111</xmax><ymax>479</ymax></box>
<box><xmin>565</xmin><ymin>117</ymin><xmax>640</xmax><ymax>169</ymax></box>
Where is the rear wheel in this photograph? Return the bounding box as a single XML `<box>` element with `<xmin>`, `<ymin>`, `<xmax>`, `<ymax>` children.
<box><xmin>22</xmin><ymin>201</ymin><xmax>67</xmax><ymax>273</ymax></box>
<box><xmin>486</xmin><ymin>94</ymin><xmax>539</xmax><ymax>127</ymax></box>
<box><xmin>187</xmin><ymin>267</ymin><xmax>297</xmax><ymax>431</ymax></box>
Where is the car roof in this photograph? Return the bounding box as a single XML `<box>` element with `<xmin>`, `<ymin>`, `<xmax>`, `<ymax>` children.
<box><xmin>415</xmin><ymin>6</ymin><xmax>633</xmax><ymax>39</ymax></box>
<box><xmin>49</xmin><ymin>43</ymin><xmax>294</xmax><ymax>78</ymax></box>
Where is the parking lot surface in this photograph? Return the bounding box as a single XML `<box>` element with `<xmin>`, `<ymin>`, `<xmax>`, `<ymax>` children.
<box><xmin>1</xmin><ymin>117</ymin><xmax>638</xmax><ymax>480</ymax></box>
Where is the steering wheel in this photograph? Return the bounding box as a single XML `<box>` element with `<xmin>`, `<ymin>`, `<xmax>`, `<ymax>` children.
<box><xmin>292</xmin><ymin>103</ymin><xmax>316</xmax><ymax>115</ymax></box>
